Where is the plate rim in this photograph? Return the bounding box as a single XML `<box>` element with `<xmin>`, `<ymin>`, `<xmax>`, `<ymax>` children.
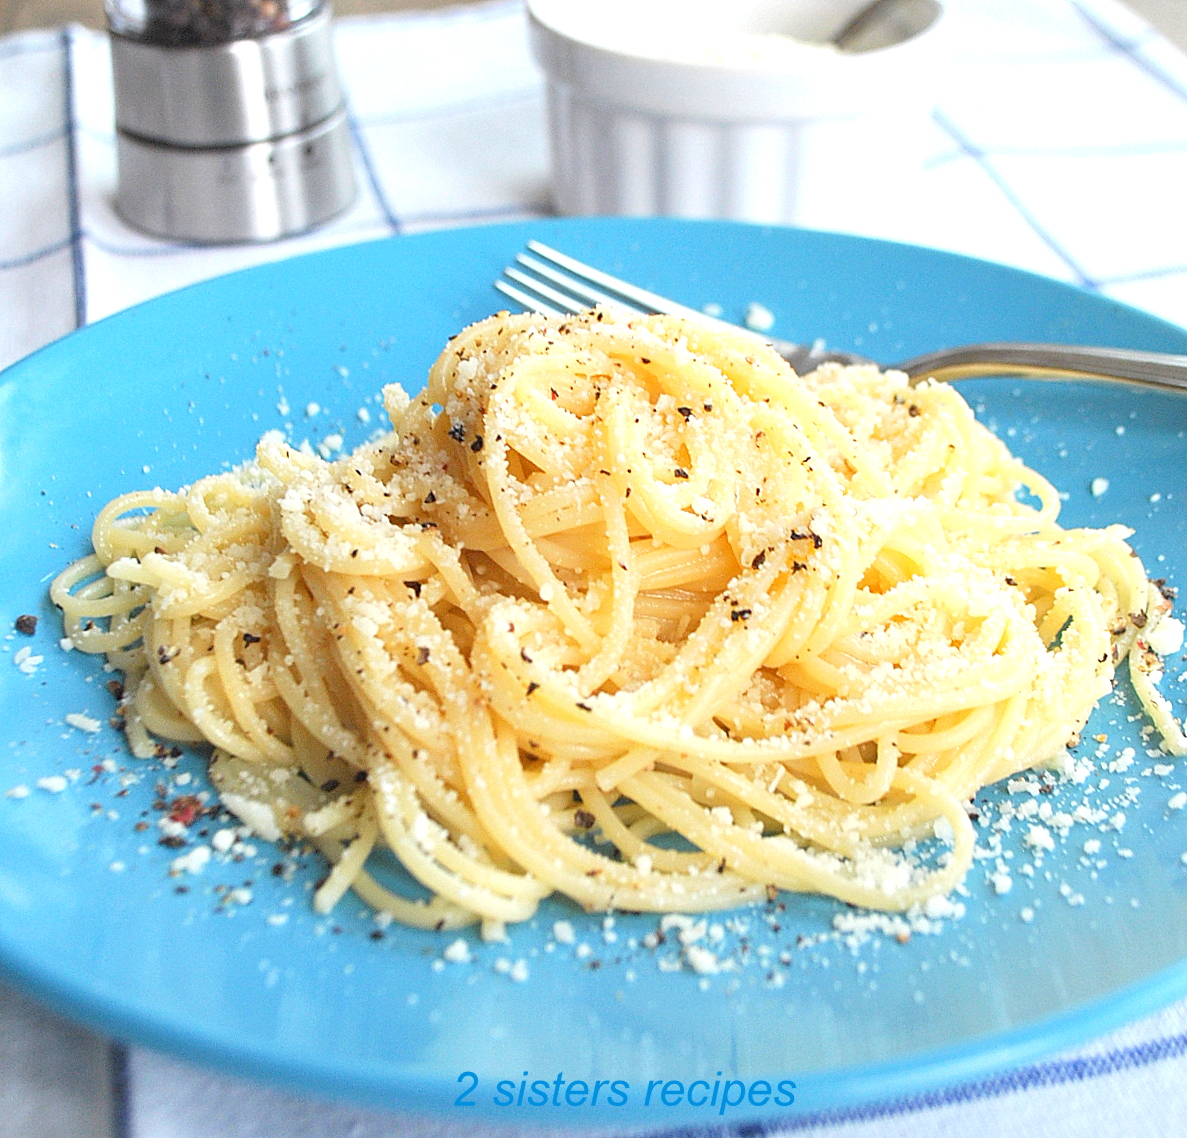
<box><xmin>3</xmin><ymin>214</ymin><xmax>1187</xmax><ymax>1125</ymax></box>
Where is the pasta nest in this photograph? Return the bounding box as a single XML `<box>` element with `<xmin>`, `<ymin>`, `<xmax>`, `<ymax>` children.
<box><xmin>54</xmin><ymin>309</ymin><xmax>1173</xmax><ymax>928</ymax></box>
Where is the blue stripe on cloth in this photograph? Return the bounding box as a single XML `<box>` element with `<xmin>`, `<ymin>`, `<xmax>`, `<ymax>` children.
<box><xmin>930</xmin><ymin>106</ymin><xmax>1097</xmax><ymax>290</ymax></box>
<box><xmin>55</xmin><ymin>201</ymin><xmax>545</xmax><ymax>261</ymax></box>
<box><xmin>0</xmin><ymin>127</ymin><xmax>66</xmax><ymax>159</ymax></box>
<box><xmin>620</xmin><ymin>1029</ymin><xmax>1187</xmax><ymax>1138</ymax></box>
<box><xmin>345</xmin><ymin>98</ymin><xmax>401</xmax><ymax>234</ymax></box>
<box><xmin>0</xmin><ymin>237</ymin><xmax>72</xmax><ymax>272</ymax></box>
<box><xmin>924</xmin><ymin>137</ymin><xmax>1187</xmax><ymax>171</ymax></box>
<box><xmin>61</xmin><ymin>26</ymin><xmax>86</xmax><ymax>329</ymax></box>
<box><xmin>1071</xmin><ymin>0</ymin><xmax>1187</xmax><ymax>105</ymax></box>
<box><xmin>111</xmin><ymin>1045</ymin><xmax>131</xmax><ymax>1138</ymax></box>
<box><xmin>1098</xmin><ymin>263</ymin><xmax>1187</xmax><ymax>287</ymax></box>
<box><xmin>775</xmin><ymin>1029</ymin><xmax>1187</xmax><ymax>1136</ymax></box>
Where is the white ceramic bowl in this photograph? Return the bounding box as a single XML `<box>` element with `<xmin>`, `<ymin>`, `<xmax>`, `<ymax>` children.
<box><xmin>528</xmin><ymin>0</ymin><xmax>948</xmax><ymax>223</ymax></box>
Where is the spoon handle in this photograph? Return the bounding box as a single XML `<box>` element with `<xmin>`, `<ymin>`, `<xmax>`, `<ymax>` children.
<box><xmin>832</xmin><ymin>0</ymin><xmax>940</xmax><ymax>52</ymax></box>
<box><xmin>897</xmin><ymin>343</ymin><xmax>1187</xmax><ymax>394</ymax></box>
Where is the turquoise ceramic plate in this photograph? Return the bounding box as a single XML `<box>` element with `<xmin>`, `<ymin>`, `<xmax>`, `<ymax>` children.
<box><xmin>2</xmin><ymin>218</ymin><xmax>1187</xmax><ymax>1128</ymax></box>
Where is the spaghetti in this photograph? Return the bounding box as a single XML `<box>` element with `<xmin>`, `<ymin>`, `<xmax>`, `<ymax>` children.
<box><xmin>53</xmin><ymin>310</ymin><xmax>1183</xmax><ymax>929</ymax></box>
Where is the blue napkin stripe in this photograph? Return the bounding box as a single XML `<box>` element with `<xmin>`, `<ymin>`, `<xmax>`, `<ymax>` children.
<box><xmin>0</xmin><ymin>237</ymin><xmax>71</xmax><ymax>273</ymax></box>
<box><xmin>61</xmin><ymin>25</ymin><xmax>86</xmax><ymax>330</ymax></box>
<box><xmin>625</xmin><ymin>1027</ymin><xmax>1187</xmax><ymax>1138</ymax></box>
<box><xmin>931</xmin><ymin>107</ymin><xmax>1098</xmax><ymax>291</ymax></box>
<box><xmin>1073</xmin><ymin>0</ymin><xmax>1187</xmax><ymax>103</ymax></box>
<box><xmin>345</xmin><ymin>97</ymin><xmax>401</xmax><ymax>234</ymax></box>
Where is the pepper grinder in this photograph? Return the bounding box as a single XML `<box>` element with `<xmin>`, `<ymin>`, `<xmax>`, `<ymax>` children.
<box><xmin>108</xmin><ymin>0</ymin><xmax>357</xmax><ymax>243</ymax></box>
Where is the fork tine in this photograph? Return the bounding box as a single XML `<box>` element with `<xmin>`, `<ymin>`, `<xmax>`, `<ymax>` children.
<box><xmin>493</xmin><ymin>278</ymin><xmax>566</xmax><ymax>317</ymax></box>
<box><xmin>513</xmin><ymin>253</ymin><xmax>645</xmax><ymax>314</ymax></box>
<box><xmin>525</xmin><ymin>240</ymin><xmax>710</xmax><ymax>324</ymax></box>
<box><xmin>498</xmin><ymin>241</ymin><xmax>840</xmax><ymax>373</ymax></box>
<box><xmin>501</xmin><ymin>268</ymin><xmax>589</xmax><ymax>315</ymax></box>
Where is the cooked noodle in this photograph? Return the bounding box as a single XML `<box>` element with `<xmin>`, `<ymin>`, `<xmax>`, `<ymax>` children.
<box><xmin>52</xmin><ymin>310</ymin><xmax>1183</xmax><ymax>928</ymax></box>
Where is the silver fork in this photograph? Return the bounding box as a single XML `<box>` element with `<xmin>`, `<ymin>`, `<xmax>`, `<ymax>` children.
<box><xmin>495</xmin><ymin>241</ymin><xmax>1187</xmax><ymax>394</ymax></box>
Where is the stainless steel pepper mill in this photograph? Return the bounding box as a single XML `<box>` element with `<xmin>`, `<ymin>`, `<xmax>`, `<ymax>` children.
<box><xmin>108</xmin><ymin>0</ymin><xmax>357</xmax><ymax>243</ymax></box>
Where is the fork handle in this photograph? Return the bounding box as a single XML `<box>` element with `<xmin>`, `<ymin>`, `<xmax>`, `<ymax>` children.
<box><xmin>896</xmin><ymin>342</ymin><xmax>1187</xmax><ymax>393</ymax></box>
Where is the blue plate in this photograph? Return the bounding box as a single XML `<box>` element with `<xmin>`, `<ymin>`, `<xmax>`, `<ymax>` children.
<box><xmin>2</xmin><ymin>218</ymin><xmax>1187</xmax><ymax>1128</ymax></box>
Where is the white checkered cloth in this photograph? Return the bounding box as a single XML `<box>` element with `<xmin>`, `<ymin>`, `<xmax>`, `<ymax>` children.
<box><xmin>3</xmin><ymin>0</ymin><xmax>1187</xmax><ymax>1134</ymax></box>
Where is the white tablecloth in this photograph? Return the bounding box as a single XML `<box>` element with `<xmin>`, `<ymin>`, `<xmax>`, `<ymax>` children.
<box><xmin>3</xmin><ymin>0</ymin><xmax>1187</xmax><ymax>1134</ymax></box>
